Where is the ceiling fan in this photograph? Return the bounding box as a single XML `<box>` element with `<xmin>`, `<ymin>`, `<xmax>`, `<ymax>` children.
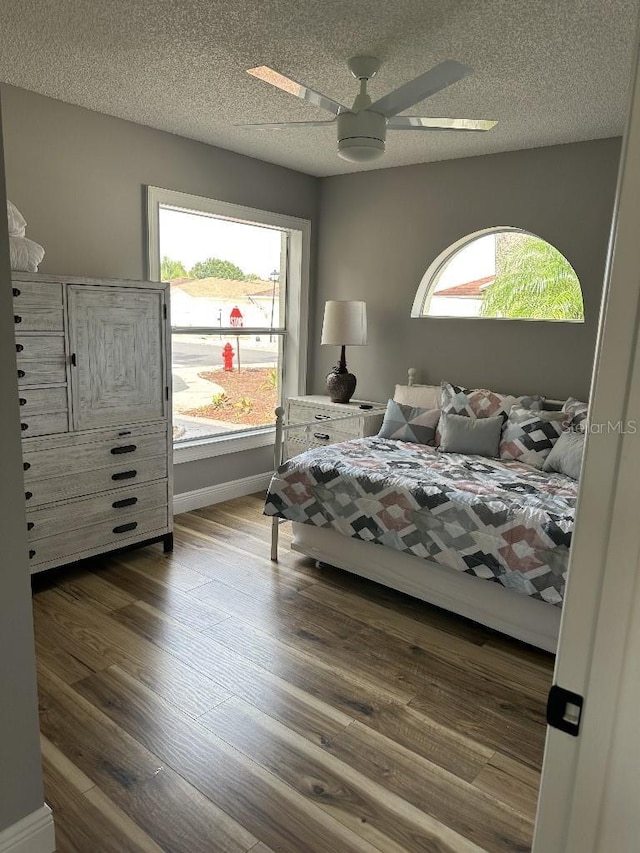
<box><xmin>239</xmin><ymin>57</ymin><xmax>497</xmax><ymax>163</ymax></box>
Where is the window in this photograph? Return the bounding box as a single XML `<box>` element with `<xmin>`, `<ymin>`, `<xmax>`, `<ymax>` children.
<box><xmin>412</xmin><ymin>227</ymin><xmax>584</xmax><ymax>321</ymax></box>
<box><xmin>147</xmin><ymin>187</ymin><xmax>310</xmax><ymax>459</ymax></box>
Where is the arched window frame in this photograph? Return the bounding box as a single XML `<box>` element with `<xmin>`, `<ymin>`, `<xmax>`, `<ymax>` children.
<box><xmin>411</xmin><ymin>226</ymin><xmax>584</xmax><ymax>322</ymax></box>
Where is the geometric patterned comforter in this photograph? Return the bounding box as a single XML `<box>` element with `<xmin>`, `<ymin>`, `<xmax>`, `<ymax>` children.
<box><xmin>264</xmin><ymin>436</ymin><xmax>579</xmax><ymax>606</ymax></box>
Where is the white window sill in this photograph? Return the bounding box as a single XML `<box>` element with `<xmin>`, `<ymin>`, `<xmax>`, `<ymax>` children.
<box><xmin>173</xmin><ymin>427</ymin><xmax>275</xmax><ymax>464</ymax></box>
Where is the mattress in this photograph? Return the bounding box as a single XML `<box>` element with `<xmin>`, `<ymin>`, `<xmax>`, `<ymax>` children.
<box><xmin>264</xmin><ymin>436</ymin><xmax>579</xmax><ymax>606</ymax></box>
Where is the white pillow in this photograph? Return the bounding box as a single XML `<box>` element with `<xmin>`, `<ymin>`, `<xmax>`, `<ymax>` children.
<box><xmin>7</xmin><ymin>200</ymin><xmax>26</xmax><ymax>238</ymax></box>
<box><xmin>393</xmin><ymin>383</ymin><xmax>440</xmax><ymax>410</ymax></box>
<box><xmin>10</xmin><ymin>236</ymin><xmax>45</xmax><ymax>272</ymax></box>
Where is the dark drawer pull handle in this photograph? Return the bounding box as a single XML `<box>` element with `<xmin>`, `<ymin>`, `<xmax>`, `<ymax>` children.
<box><xmin>21</xmin><ymin>423</ymin><xmax>28</xmax><ymax>431</ymax></box>
<box><xmin>112</xmin><ymin>470</ymin><xmax>137</xmax><ymax>481</ymax></box>
<box><xmin>118</xmin><ymin>430</ymin><xmax>132</xmax><ymax>436</ymax></box>
<box><xmin>113</xmin><ymin>522</ymin><xmax>138</xmax><ymax>534</ymax></box>
<box><xmin>14</xmin><ymin>315</ymin><xmax>22</xmax><ymax>324</ymax></box>
<box><xmin>314</xmin><ymin>432</ymin><xmax>331</xmax><ymax>440</ymax></box>
<box><xmin>112</xmin><ymin>496</ymin><xmax>138</xmax><ymax>508</ymax></box>
<box><xmin>16</xmin><ymin>343</ymin><xmax>24</xmax><ymax>353</ymax></box>
<box><xmin>314</xmin><ymin>414</ymin><xmax>330</xmax><ymax>420</ymax></box>
<box><xmin>27</xmin><ymin>522</ymin><xmax>34</xmax><ymax>531</ymax></box>
<box><xmin>19</xmin><ymin>398</ymin><xmax>27</xmax><ymax>406</ymax></box>
<box><xmin>23</xmin><ymin>462</ymin><xmax>31</xmax><ymax>471</ymax></box>
<box><xmin>29</xmin><ymin>549</ymin><xmax>36</xmax><ymax>559</ymax></box>
<box><xmin>12</xmin><ymin>287</ymin><xmax>21</xmax><ymax>297</ymax></box>
<box><xmin>17</xmin><ymin>370</ymin><xmax>25</xmax><ymax>378</ymax></box>
<box><xmin>25</xmin><ymin>491</ymin><xmax>33</xmax><ymax>500</ymax></box>
<box><xmin>111</xmin><ymin>444</ymin><xmax>137</xmax><ymax>455</ymax></box>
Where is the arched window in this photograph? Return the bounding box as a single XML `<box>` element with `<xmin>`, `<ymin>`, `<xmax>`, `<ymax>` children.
<box><xmin>411</xmin><ymin>227</ymin><xmax>584</xmax><ymax>321</ymax></box>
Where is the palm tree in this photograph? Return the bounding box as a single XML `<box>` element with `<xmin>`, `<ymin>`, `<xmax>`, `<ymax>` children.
<box><xmin>480</xmin><ymin>236</ymin><xmax>583</xmax><ymax>320</ymax></box>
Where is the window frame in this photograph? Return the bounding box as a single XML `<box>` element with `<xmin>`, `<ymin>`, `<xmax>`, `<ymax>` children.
<box><xmin>146</xmin><ymin>186</ymin><xmax>311</xmax><ymax>461</ymax></box>
<box><xmin>411</xmin><ymin>225</ymin><xmax>584</xmax><ymax>322</ymax></box>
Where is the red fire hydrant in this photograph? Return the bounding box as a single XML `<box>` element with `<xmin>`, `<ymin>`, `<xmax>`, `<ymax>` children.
<box><xmin>222</xmin><ymin>342</ymin><xmax>235</xmax><ymax>372</ymax></box>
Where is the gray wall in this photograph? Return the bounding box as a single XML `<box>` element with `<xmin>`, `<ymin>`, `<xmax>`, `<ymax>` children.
<box><xmin>0</xmin><ymin>100</ymin><xmax>46</xmax><ymax>834</ymax></box>
<box><xmin>313</xmin><ymin>138</ymin><xmax>621</xmax><ymax>403</ymax></box>
<box><xmin>0</xmin><ymin>84</ymin><xmax>318</xmax><ymax>493</ymax></box>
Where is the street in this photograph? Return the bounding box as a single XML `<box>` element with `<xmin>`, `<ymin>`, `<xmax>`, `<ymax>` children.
<box><xmin>172</xmin><ymin>337</ymin><xmax>276</xmax><ymax>369</ymax></box>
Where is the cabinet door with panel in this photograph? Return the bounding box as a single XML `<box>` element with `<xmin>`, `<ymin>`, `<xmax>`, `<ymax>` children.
<box><xmin>67</xmin><ymin>286</ymin><xmax>167</xmax><ymax>429</ymax></box>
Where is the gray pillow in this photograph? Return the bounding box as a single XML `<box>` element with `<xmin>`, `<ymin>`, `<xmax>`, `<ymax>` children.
<box><xmin>378</xmin><ymin>400</ymin><xmax>440</xmax><ymax>446</ymax></box>
<box><xmin>543</xmin><ymin>429</ymin><xmax>585</xmax><ymax>480</ymax></box>
<box><xmin>439</xmin><ymin>412</ymin><xmax>503</xmax><ymax>457</ymax></box>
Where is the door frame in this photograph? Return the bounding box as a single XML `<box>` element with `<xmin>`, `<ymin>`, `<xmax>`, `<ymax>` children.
<box><xmin>533</xmin><ymin>20</ymin><xmax>640</xmax><ymax>852</ymax></box>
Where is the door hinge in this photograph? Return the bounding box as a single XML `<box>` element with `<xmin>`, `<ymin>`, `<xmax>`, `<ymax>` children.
<box><xmin>165</xmin><ymin>386</ymin><xmax>169</xmax><ymax>401</ymax></box>
<box><xmin>546</xmin><ymin>685</ymin><xmax>584</xmax><ymax>736</ymax></box>
<box><xmin>163</xmin><ymin>304</ymin><xmax>167</xmax><ymax>320</ymax></box>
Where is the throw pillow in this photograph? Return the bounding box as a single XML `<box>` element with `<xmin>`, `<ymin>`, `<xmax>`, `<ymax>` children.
<box><xmin>563</xmin><ymin>397</ymin><xmax>589</xmax><ymax>431</ymax></box>
<box><xmin>378</xmin><ymin>400</ymin><xmax>440</xmax><ymax>446</ymax></box>
<box><xmin>543</xmin><ymin>430</ymin><xmax>585</xmax><ymax>480</ymax></box>
<box><xmin>500</xmin><ymin>405</ymin><xmax>570</xmax><ymax>468</ymax></box>
<box><xmin>393</xmin><ymin>383</ymin><xmax>440</xmax><ymax>410</ymax></box>
<box><xmin>440</xmin><ymin>381</ymin><xmax>544</xmax><ymax>422</ymax></box>
<box><xmin>438</xmin><ymin>412</ymin><xmax>503</xmax><ymax>457</ymax></box>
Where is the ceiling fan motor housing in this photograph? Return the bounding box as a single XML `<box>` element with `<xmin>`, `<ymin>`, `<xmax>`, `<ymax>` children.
<box><xmin>337</xmin><ymin>110</ymin><xmax>386</xmax><ymax>162</ymax></box>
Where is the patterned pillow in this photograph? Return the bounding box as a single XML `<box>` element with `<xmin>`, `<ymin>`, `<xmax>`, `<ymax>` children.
<box><xmin>441</xmin><ymin>381</ymin><xmax>544</xmax><ymax>422</ymax></box>
<box><xmin>500</xmin><ymin>405</ymin><xmax>571</xmax><ymax>468</ymax></box>
<box><xmin>378</xmin><ymin>400</ymin><xmax>440</xmax><ymax>446</ymax></box>
<box><xmin>563</xmin><ymin>397</ymin><xmax>589</xmax><ymax>431</ymax></box>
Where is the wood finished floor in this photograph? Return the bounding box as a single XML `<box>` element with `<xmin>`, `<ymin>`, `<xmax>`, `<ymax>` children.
<box><xmin>32</xmin><ymin>494</ymin><xmax>554</xmax><ymax>853</ymax></box>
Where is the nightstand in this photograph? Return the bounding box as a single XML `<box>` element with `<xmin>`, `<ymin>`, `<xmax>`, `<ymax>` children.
<box><xmin>285</xmin><ymin>395</ymin><xmax>385</xmax><ymax>459</ymax></box>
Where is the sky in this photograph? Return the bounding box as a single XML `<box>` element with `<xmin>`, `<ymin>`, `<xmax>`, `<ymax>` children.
<box><xmin>159</xmin><ymin>206</ymin><xmax>283</xmax><ymax>279</ymax></box>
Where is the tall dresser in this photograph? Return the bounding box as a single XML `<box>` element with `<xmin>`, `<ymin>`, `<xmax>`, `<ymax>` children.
<box><xmin>12</xmin><ymin>272</ymin><xmax>173</xmax><ymax>574</ymax></box>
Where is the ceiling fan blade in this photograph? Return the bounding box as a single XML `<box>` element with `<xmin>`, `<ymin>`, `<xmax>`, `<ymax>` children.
<box><xmin>371</xmin><ymin>60</ymin><xmax>473</xmax><ymax>118</ymax></box>
<box><xmin>247</xmin><ymin>66</ymin><xmax>347</xmax><ymax>116</ymax></box>
<box><xmin>387</xmin><ymin>116</ymin><xmax>497</xmax><ymax>131</ymax></box>
<box><xmin>236</xmin><ymin>120</ymin><xmax>336</xmax><ymax>129</ymax></box>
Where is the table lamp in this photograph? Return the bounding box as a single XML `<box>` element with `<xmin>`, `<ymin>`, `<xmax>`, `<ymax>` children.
<box><xmin>321</xmin><ymin>300</ymin><xmax>367</xmax><ymax>403</ymax></box>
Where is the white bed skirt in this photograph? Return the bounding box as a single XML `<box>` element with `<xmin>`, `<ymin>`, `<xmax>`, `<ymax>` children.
<box><xmin>290</xmin><ymin>522</ymin><xmax>560</xmax><ymax>653</ymax></box>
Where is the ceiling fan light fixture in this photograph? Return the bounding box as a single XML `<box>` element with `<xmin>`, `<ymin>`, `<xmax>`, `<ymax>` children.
<box><xmin>337</xmin><ymin>137</ymin><xmax>385</xmax><ymax>162</ymax></box>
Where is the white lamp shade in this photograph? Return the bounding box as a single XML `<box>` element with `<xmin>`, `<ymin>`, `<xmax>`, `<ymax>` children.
<box><xmin>321</xmin><ymin>301</ymin><xmax>367</xmax><ymax>346</ymax></box>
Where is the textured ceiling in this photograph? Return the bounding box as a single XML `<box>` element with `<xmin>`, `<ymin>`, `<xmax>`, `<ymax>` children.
<box><xmin>0</xmin><ymin>0</ymin><xmax>637</xmax><ymax>177</ymax></box>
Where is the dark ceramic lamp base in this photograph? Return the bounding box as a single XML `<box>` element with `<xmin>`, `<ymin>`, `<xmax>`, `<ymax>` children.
<box><xmin>326</xmin><ymin>370</ymin><xmax>357</xmax><ymax>404</ymax></box>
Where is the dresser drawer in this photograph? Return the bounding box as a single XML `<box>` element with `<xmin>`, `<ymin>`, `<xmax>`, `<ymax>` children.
<box><xmin>27</xmin><ymin>480</ymin><xmax>168</xmax><ymax>541</ymax></box>
<box><xmin>27</xmin><ymin>505</ymin><xmax>169</xmax><ymax>567</ymax></box>
<box><xmin>12</xmin><ymin>282</ymin><xmax>64</xmax><ymax>331</ymax></box>
<box><xmin>23</xmin><ymin>430</ymin><xmax>167</xmax><ymax>482</ymax></box>
<box><xmin>24</xmin><ymin>455</ymin><xmax>167</xmax><ymax>507</ymax></box>
<box><xmin>18</xmin><ymin>387</ymin><xmax>68</xmax><ymax>417</ymax></box>
<box><xmin>19</xmin><ymin>411</ymin><xmax>69</xmax><ymax>439</ymax></box>
<box><xmin>16</xmin><ymin>336</ymin><xmax>67</xmax><ymax>386</ymax></box>
<box><xmin>288</xmin><ymin>404</ymin><xmax>363</xmax><ymax>437</ymax></box>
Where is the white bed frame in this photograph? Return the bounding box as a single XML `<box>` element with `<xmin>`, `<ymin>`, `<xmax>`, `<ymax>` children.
<box><xmin>270</xmin><ymin>370</ymin><xmax>562</xmax><ymax>653</ymax></box>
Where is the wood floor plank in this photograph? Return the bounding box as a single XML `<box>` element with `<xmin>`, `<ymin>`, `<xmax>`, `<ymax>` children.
<box><xmin>301</xmin><ymin>580</ymin><xmax>553</xmax><ymax>698</ymax></box>
<box><xmin>38</xmin><ymin>664</ymin><xmax>256</xmax><ymax>853</ymax></box>
<box><xmin>111</xmin><ymin>550</ymin><xmax>215</xmax><ymax>592</ymax></box>
<box><xmin>38</xmin><ymin>566</ymin><xmax>138</xmax><ymax>613</ymax></box>
<box><xmin>35</xmin><ymin>590</ymin><xmax>231</xmax><ymax>716</ymax></box>
<box><xmin>197</xmin><ymin>695</ymin><xmax>486</xmax><ymax>853</ymax></box>
<box><xmin>41</xmin><ymin>736</ymin><xmax>164</xmax><ymax>853</ymax></box>
<box><xmin>322</xmin><ymin>720</ymin><xmax>533</xmax><ymax>853</ymax></box>
<box><xmin>200</xmin><ymin>615</ymin><xmax>493</xmax><ymax>782</ymax></box>
<box><xmin>33</xmin><ymin>628</ymin><xmax>97</xmax><ymax>685</ymax></box>
<box><xmin>88</xmin><ymin>557</ymin><xmax>231</xmax><ymax>631</ymax></box>
<box><xmin>169</xmin><ymin>526</ymin><xmax>314</xmax><ymax>597</ymax></box>
<box><xmin>472</xmin><ymin>752</ymin><xmax>541</xmax><ymax>821</ymax></box>
<box><xmin>73</xmin><ymin>664</ymin><xmax>392</xmax><ymax>853</ymax></box>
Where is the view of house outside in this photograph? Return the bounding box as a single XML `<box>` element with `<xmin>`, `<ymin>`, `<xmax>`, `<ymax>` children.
<box><xmin>425</xmin><ymin>231</ymin><xmax>584</xmax><ymax>321</ymax></box>
<box><xmin>159</xmin><ymin>206</ymin><xmax>286</xmax><ymax>442</ymax></box>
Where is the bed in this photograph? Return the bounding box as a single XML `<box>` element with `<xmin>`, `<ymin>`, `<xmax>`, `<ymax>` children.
<box><xmin>266</xmin><ymin>374</ymin><xmax>577</xmax><ymax>652</ymax></box>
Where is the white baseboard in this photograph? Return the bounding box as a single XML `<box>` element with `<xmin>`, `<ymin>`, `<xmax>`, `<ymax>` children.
<box><xmin>0</xmin><ymin>805</ymin><xmax>55</xmax><ymax>853</ymax></box>
<box><xmin>173</xmin><ymin>471</ymin><xmax>272</xmax><ymax>515</ymax></box>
